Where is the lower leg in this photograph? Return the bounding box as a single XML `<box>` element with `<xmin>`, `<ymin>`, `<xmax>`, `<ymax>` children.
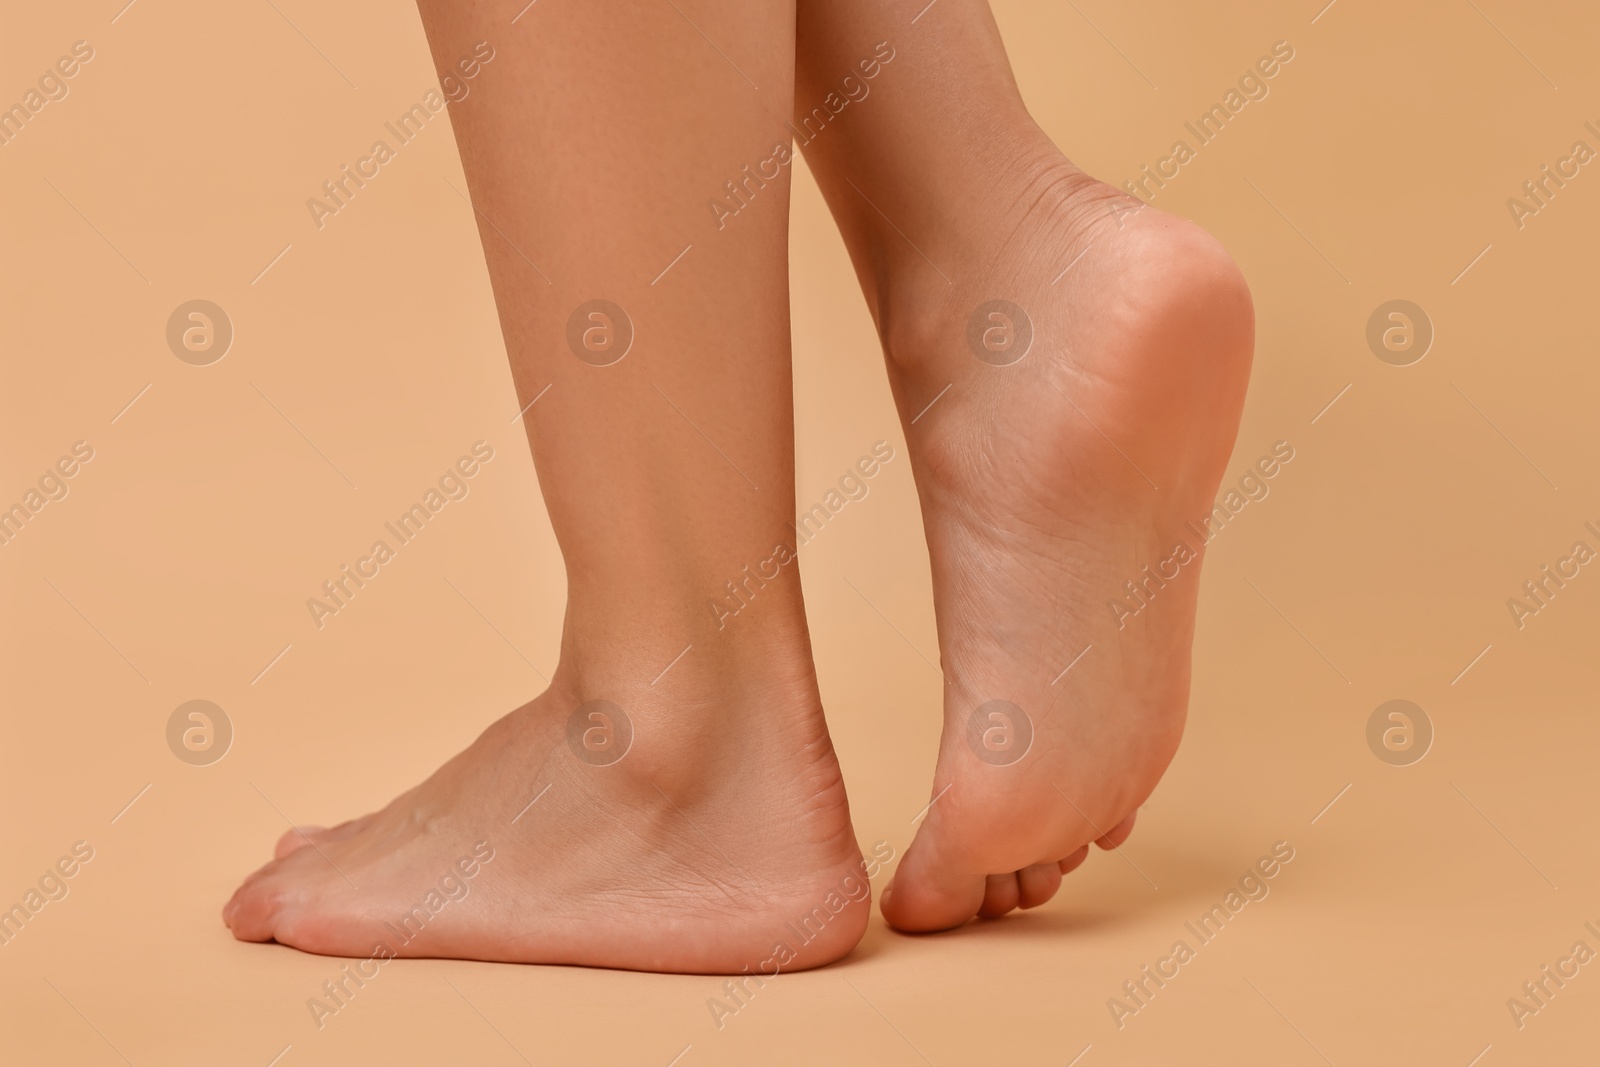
<box><xmin>224</xmin><ymin>0</ymin><xmax>868</xmax><ymax>973</ymax></box>
<box><xmin>794</xmin><ymin>0</ymin><xmax>1077</xmax><ymax>324</ymax></box>
<box><xmin>796</xmin><ymin>0</ymin><xmax>1256</xmax><ymax>930</ymax></box>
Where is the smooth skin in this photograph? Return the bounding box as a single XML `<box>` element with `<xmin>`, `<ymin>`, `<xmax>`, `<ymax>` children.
<box><xmin>224</xmin><ymin>0</ymin><xmax>1253</xmax><ymax>970</ymax></box>
<box><xmin>792</xmin><ymin>0</ymin><xmax>1253</xmax><ymax>932</ymax></box>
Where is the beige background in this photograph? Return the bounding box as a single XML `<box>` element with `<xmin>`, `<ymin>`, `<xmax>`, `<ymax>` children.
<box><xmin>3</xmin><ymin>0</ymin><xmax>1598</xmax><ymax>1063</ymax></box>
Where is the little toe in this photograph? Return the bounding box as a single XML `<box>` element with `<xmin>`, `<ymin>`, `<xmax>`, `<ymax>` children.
<box><xmin>1095</xmin><ymin>811</ymin><xmax>1137</xmax><ymax>850</ymax></box>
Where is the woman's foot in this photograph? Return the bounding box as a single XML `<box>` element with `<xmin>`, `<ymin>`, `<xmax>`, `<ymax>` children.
<box><xmin>874</xmin><ymin>138</ymin><xmax>1255</xmax><ymax>931</ymax></box>
<box><xmin>224</xmin><ymin>620</ymin><xmax>870</xmax><ymax>974</ymax></box>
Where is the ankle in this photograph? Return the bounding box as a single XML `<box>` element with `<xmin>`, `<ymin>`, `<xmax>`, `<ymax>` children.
<box><xmin>559</xmin><ymin>558</ymin><xmax>812</xmax><ymax>672</ymax></box>
<box><xmin>544</xmin><ymin>579</ymin><xmax>823</xmax><ymax>785</ymax></box>
<box><xmin>868</xmin><ymin>134</ymin><xmax>1122</xmax><ymax>377</ymax></box>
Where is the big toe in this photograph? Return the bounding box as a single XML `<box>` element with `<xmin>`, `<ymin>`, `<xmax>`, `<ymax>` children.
<box><xmin>223</xmin><ymin>868</ymin><xmax>288</xmax><ymax>942</ymax></box>
<box><xmin>880</xmin><ymin>827</ymin><xmax>987</xmax><ymax>933</ymax></box>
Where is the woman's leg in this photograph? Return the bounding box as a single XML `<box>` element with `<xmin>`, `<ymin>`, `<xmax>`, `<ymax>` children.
<box><xmin>794</xmin><ymin>1</ymin><xmax>1255</xmax><ymax>930</ymax></box>
<box><xmin>224</xmin><ymin>0</ymin><xmax>869</xmax><ymax>973</ymax></box>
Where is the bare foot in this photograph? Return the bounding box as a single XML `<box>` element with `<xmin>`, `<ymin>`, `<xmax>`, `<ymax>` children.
<box><xmin>224</xmin><ymin>625</ymin><xmax>870</xmax><ymax>974</ymax></box>
<box><xmin>876</xmin><ymin>143</ymin><xmax>1255</xmax><ymax>931</ymax></box>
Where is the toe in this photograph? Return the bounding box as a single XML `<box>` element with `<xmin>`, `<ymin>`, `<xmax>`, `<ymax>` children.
<box><xmin>1016</xmin><ymin>862</ymin><xmax>1063</xmax><ymax>909</ymax></box>
<box><xmin>274</xmin><ymin>826</ymin><xmax>328</xmax><ymax>859</ymax></box>
<box><xmin>1095</xmin><ymin>811</ymin><xmax>1137</xmax><ymax>850</ymax></box>
<box><xmin>880</xmin><ymin>826</ymin><xmax>987</xmax><ymax>933</ymax></box>
<box><xmin>223</xmin><ymin>869</ymin><xmax>286</xmax><ymax>942</ymax></box>
<box><xmin>273</xmin><ymin>816</ymin><xmax>372</xmax><ymax>860</ymax></box>
<box><xmin>1058</xmin><ymin>844</ymin><xmax>1090</xmax><ymax>874</ymax></box>
<box><xmin>977</xmin><ymin>873</ymin><xmax>1021</xmax><ymax>919</ymax></box>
